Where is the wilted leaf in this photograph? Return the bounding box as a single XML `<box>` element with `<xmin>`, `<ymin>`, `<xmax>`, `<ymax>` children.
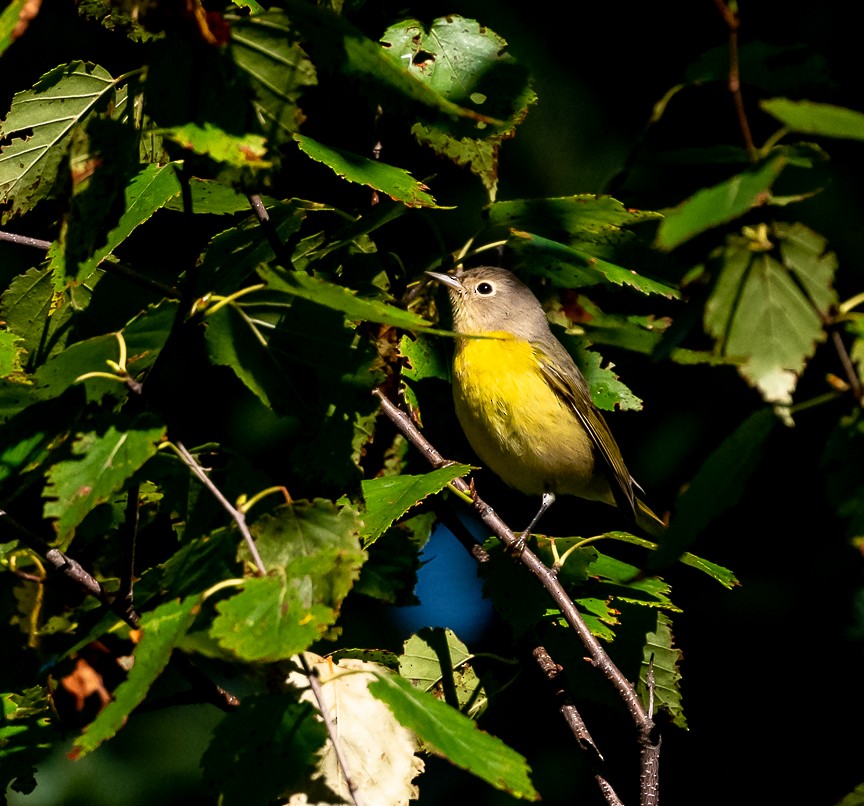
<box><xmin>287</xmin><ymin>655</ymin><xmax>424</xmax><ymax>805</ymax></box>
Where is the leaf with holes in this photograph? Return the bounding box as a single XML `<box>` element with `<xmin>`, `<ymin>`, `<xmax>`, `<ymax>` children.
<box><xmin>0</xmin><ymin>62</ymin><xmax>118</xmax><ymax>221</ymax></box>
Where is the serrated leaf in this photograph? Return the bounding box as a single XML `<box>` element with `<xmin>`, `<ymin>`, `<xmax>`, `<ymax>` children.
<box><xmin>490</xmin><ymin>195</ymin><xmax>661</xmax><ymax>237</ymax></box>
<box><xmin>210</xmin><ymin>573</ymin><xmax>334</xmax><ymax>661</ymax></box>
<box><xmin>704</xmin><ymin>225</ymin><xmax>833</xmax><ymax>403</ymax></box>
<box><xmin>588</xmin><ymin>551</ymin><xmax>680</xmax><ymax>611</ymax></box>
<box><xmin>282</xmin><ymin>1</ymin><xmax>498</xmax><ymax>124</ymax></box>
<box><xmin>649</xmin><ymin>409</ymin><xmax>777</xmax><ymax>572</ymax></box>
<box><xmin>294</xmin><ymin>133</ymin><xmax>443</xmax><ymax>208</ymax></box>
<box><xmin>203</xmin><ymin>303</ymin><xmax>296</xmax><ymax>410</ymax></box>
<box><xmin>399</xmin><ymin>627</ymin><xmax>486</xmax><ymax>717</ymax></box>
<box><xmin>0</xmin><ymin>330</ymin><xmax>25</xmax><ymax>376</ymax></box>
<box><xmin>201</xmin><ymin>695</ymin><xmax>326</xmax><ymax>806</ymax></box>
<box><xmin>259</xmin><ymin>264</ymin><xmax>433</xmax><ymax>329</ymax></box>
<box><xmin>509</xmin><ymin>231</ymin><xmax>680</xmax><ymax>298</ymax></box>
<box><xmin>369</xmin><ymin>672</ymin><xmax>539</xmax><ymax>800</ymax></box>
<box><xmin>211</xmin><ymin>501</ymin><xmax>366</xmax><ymax>659</ymax></box>
<box><xmin>70</xmin><ymin>596</ymin><xmax>199</xmax><ymax>759</ymax></box>
<box><xmin>638</xmin><ymin>612</ymin><xmax>686</xmax><ymax>729</ymax></box>
<box><xmin>48</xmin><ymin>162</ymin><xmax>183</xmax><ymax>284</ymax></box>
<box><xmin>656</xmin><ymin>154</ymin><xmax>787</xmax><ymax>250</ymax></box>
<box><xmin>558</xmin><ymin>334</ymin><xmax>643</xmax><ymax>412</ymax></box>
<box><xmin>761</xmin><ymin>98</ymin><xmax>864</xmax><ymax>141</ymax></box>
<box><xmin>0</xmin><ymin>266</ymin><xmax>97</xmax><ymax>369</ymax></box>
<box><xmin>360</xmin><ymin>464</ymin><xmax>471</xmax><ymax>544</ymax></box>
<box><xmin>163</xmin><ymin>177</ymin><xmax>256</xmax><ymax>214</ymax></box>
<box><xmin>0</xmin><ymin>62</ymin><xmax>118</xmax><ymax>221</ymax></box>
<box><xmin>43</xmin><ymin>416</ymin><xmax>166</xmax><ymax>546</ymax></box>
<box><xmin>0</xmin><ymin>686</ymin><xmax>55</xmax><ymax>797</ymax></box>
<box><xmin>400</xmin><ymin>333</ymin><xmax>450</xmax><ymax>381</ymax></box>
<box><xmin>161</xmin><ymin>123</ymin><xmax>270</xmax><ymax>166</ymax></box>
<box><xmin>197</xmin><ymin>200</ymin><xmax>309</xmax><ymax>294</ymax></box>
<box><xmin>226</xmin><ymin>8</ymin><xmax>317</xmax><ymax>143</ymax></box>
<box><xmin>287</xmin><ymin>655</ymin><xmax>424</xmax><ymax>804</ymax></box>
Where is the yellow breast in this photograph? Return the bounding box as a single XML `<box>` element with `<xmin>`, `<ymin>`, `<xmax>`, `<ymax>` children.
<box><xmin>452</xmin><ymin>333</ymin><xmax>606</xmax><ymax>500</ymax></box>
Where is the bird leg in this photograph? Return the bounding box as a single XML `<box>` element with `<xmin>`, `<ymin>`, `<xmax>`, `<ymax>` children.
<box><xmin>512</xmin><ymin>491</ymin><xmax>556</xmax><ymax>555</ymax></box>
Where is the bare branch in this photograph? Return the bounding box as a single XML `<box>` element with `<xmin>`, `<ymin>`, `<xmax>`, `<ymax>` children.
<box><xmin>0</xmin><ymin>229</ymin><xmax>52</xmax><ymax>249</ymax></box>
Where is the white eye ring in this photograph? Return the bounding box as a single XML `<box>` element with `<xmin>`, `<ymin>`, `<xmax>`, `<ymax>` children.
<box><xmin>475</xmin><ymin>281</ymin><xmax>495</xmax><ymax>296</ymax></box>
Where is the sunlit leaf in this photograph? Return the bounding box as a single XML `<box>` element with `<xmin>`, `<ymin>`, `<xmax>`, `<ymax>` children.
<box><xmin>0</xmin><ymin>62</ymin><xmax>118</xmax><ymax>221</ymax></box>
<box><xmin>656</xmin><ymin>154</ymin><xmax>787</xmax><ymax>250</ymax></box>
<box><xmin>369</xmin><ymin>672</ymin><xmax>539</xmax><ymax>800</ymax></box>
<box><xmin>161</xmin><ymin>123</ymin><xmax>270</xmax><ymax>166</ymax></box>
<box><xmin>42</xmin><ymin>415</ymin><xmax>166</xmax><ymax>547</ymax></box>
<box><xmin>294</xmin><ymin>133</ymin><xmax>443</xmax><ymax>208</ymax></box>
<box><xmin>70</xmin><ymin>596</ymin><xmax>200</xmax><ymax>759</ymax></box>
<box><xmin>360</xmin><ymin>464</ymin><xmax>471</xmax><ymax>545</ymax></box>
<box><xmin>638</xmin><ymin>612</ymin><xmax>686</xmax><ymax>729</ymax></box>
<box><xmin>761</xmin><ymin>98</ymin><xmax>864</xmax><ymax>141</ymax></box>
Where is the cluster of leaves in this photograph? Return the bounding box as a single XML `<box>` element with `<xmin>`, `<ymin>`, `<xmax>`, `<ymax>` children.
<box><xmin>0</xmin><ymin>1</ymin><xmax>863</xmax><ymax>804</ymax></box>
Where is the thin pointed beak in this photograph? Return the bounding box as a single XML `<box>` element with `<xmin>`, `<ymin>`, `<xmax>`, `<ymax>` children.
<box><xmin>425</xmin><ymin>271</ymin><xmax>464</xmax><ymax>293</ymax></box>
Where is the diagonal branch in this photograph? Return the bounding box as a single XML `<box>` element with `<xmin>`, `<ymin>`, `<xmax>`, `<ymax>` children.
<box><xmin>372</xmin><ymin>387</ymin><xmax>661</xmax><ymax>804</ymax></box>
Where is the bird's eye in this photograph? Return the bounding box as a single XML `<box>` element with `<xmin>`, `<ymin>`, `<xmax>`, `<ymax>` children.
<box><xmin>476</xmin><ymin>282</ymin><xmax>494</xmax><ymax>295</ymax></box>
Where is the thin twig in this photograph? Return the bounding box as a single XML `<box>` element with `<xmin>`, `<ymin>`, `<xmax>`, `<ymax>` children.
<box><xmin>831</xmin><ymin>329</ymin><xmax>864</xmax><ymax>402</ymax></box>
<box><xmin>170</xmin><ymin>441</ymin><xmax>267</xmax><ymax>575</ymax></box>
<box><xmin>118</xmin><ymin>483</ymin><xmax>140</xmax><ymax>622</ymax></box>
<box><xmin>0</xmin><ymin>230</ymin><xmax>52</xmax><ymax>249</ymax></box>
<box><xmin>248</xmin><ymin>194</ymin><xmax>292</xmax><ymax>267</ymax></box>
<box><xmin>713</xmin><ymin>0</ymin><xmax>756</xmax><ymax>159</ymax></box>
<box><xmin>298</xmin><ymin>653</ymin><xmax>365</xmax><ymax>806</ymax></box>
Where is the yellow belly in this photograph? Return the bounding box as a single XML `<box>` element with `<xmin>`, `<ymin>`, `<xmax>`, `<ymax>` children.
<box><xmin>453</xmin><ymin>334</ymin><xmax>608</xmax><ymax>501</ymax></box>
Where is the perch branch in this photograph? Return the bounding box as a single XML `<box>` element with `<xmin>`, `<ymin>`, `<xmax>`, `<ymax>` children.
<box><xmin>373</xmin><ymin>387</ymin><xmax>660</xmax><ymax>803</ymax></box>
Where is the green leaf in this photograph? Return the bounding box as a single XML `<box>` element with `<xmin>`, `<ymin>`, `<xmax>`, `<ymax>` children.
<box><xmin>163</xmin><ymin>178</ymin><xmax>257</xmax><ymax>214</ymax></box>
<box><xmin>559</xmin><ymin>333</ymin><xmax>643</xmax><ymax>412</ymax></box>
<box><xmin>203</xmin><ymin>303</ymin><xmax>296</xmax><ymax>410</ymax></box>
<box><xmin>0</xmin><ymin>0</ymin><xmax>29</xmax><ymax>57</ymax></box>
<box><xmin>369</xmin><ymin>672</ymin><xmax>539</xmax><ymax>801</ymax></box>
<box><xmin>201</xmin><ymin>696</ymin><xmax>326</xmax><ymax>806</ymax></box>
<box><xmin>42</xmin><ymin>415</ymin><xmax>167</xmax><ymax>547</ymax></box>
<box><xmin>197</xmin><ymin>200</ymin><xmax>310</xmax><ymax>294</ymax></box>
<box><xmin>161</xmin><ymin>123</ymin><xmax>271</xmax><ymax>167</ymax></box>
<box><xmin>283</xmin><ymin>1</ymin><xmax>498</xmax><ymax>125</ymax></box>
<box><xmin>210</xmin><ymin>573</ymin><xmax>335</xmax><ymax>661</ymax></box>
<box><xmin>638</xmin><ymin>612</ymin><xmax>686</xmax><ymax>729</ymax></box>
<box><xmin>400</xmin><ymin>333</ymin><xmax>450</xmax><ymax>381</ymax></box>
<box><xmin>70</xmin><ymin>596</ymin><xmax>200</xmax><ymax>759</ymax></box>
<box><xmin>379</xmin><ymin>17</ymin><xmax>535</xmax><ymax>199</ymax></box>
<box><xmin>226</xmin><ymin>9</ymin><xmax>317</xmax><ymax>143</ymax></box>
<box><xmin>704</xmin><ymin>224</ymin><xmax>834</xmax><ymax>403</ymax></box>
<box><xmin>0</xmin><ymin>330</ymin><xmax>25</xmax><ymax>377</ymax></box>
<box><xmin>0</xmin><ymin>686</ymin><xmax>56</xmax><ymax>797</ymax></box>
<box><xmin>655</xmin><ymin>154</ymin><xmax>787</xmax><ymax>250</ymax></box>
<box><xmin>399</xmin><ymin>627</ymin><xmax>487</xmax><ymax>718</ymax></box>
<box><xmin>293</xmin><ymin>133</ymin><xmax>443</xmax><ymax>208</ymax></box>
<box><xmin>761</xmin><ymin>98</ymin><xmax>864</xmax><ymax>141</ymax></box>
<box><xmin>360</xmin><ymin>464</ymin><xmax>471</xmax><ymax>544</ymax></box>
<box><xmin>649</xmin><ymin>409</ymin><xmax>777</xmax><ymax>572</ymax></box>
<box><xmin>509</xmin><ymin>231</ymin><xmax>680</xmax><ymax>298</ymax></box>
<box><xmin>0</xmin><ymin>62</ymin><xmax>118</xmax><ymax>221</ymax></box>
<box><xmin>211</xmin><ymin>501</ymin><xmax>366</xmax><ymax>659</ymax></box>
<box><xmin>259</xmin><ymin>264</ymin><xmax>433</xmax><ymax>329</ymax></box>
<box><xmin>49</xmin><ymin>162</ymin><xmax>183</xmax><ymax>284</ymax></box>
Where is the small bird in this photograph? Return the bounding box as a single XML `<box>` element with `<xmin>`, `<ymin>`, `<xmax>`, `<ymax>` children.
<box><xmin>426</xmin><ymin>266</ymin><xmax>665</xmax><ymax>540</ymax></box>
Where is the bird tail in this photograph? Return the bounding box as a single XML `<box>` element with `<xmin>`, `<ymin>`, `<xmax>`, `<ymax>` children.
<box><xmin>636</xmin><ymin>498</ymin><xmax>667</xmax><ymax>537</ymax></box>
